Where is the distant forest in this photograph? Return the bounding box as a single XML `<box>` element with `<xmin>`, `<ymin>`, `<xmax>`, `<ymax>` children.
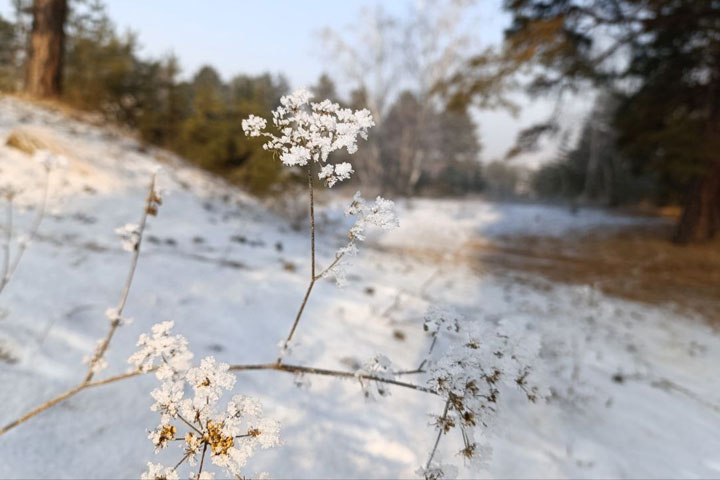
<box><xmin>2</xmin><ymin>0</ymin><xmax>720</xmax><ymax>242</ymax></box>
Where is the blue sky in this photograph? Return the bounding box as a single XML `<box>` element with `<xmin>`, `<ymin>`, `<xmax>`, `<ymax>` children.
<box><xmin>0</xmin><ymin>0</ymin><xmax>589</xmax><ymax>164</ymax></box>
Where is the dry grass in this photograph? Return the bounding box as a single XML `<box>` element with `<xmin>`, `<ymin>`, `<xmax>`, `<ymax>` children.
<box><xmin>467</xmin><ymin>225</ymin><xmax>720</xmax><ymax>323</ymax></box>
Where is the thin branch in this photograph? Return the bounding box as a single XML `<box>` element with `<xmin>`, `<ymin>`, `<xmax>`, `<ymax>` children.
<box><xmin>177</xmin><ymin>413</ymin><xmax>204</xmax><ymax>436</ymax></box>
<box><xmin>174</xmin><ymin>451</ymin><xmax>192</xmax><ymax>471</ymax></box>
<box><xmin>0</xmin><ymin>369</ymin><xmax>144</xmax><ymax>436</ymax></box>
<box><xmin>314</xmin><ymin>250</ymin><xmax>346</xmax><ymax>281</ymax></box>
<box><xmin>2</xmin><ymin>195</ymin><xmax>12</xmax><ymax>285</ymax></box>
<box><xmin>84</xmin><ymin>173</ymin><xmax>157</xmax><ymax>383</ymax></box>
<box><xmin>0</xmin><ymin>360</ymin><xmax>435</xmax><ymax>437</ymax></box>
<box><xmin>197</xmin><ymin>443</ymin><xmax>208</xmax><ymax>477</ymax></box>
<box><xmin>0</xmin><ymin>168</ymin><xmax>51</xmax><ymax>296</ymax></box>
<box><xmin>425</xmin><ymin>399</ymin><xmax>451</xmax><ymax>471</ymax></box>
<box><xmin>228</xmin><ymin>362</ymin><xmax>437</xmax><ymax>395</ymax></box>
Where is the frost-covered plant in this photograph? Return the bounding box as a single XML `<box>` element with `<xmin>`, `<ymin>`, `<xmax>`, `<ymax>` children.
<box><xmin>243</xmin><ymin>89</ymin><xmax>398</xmax><ymax>359</ymax></box>
<box><xmin>356</xmin><ymin>354</ymin><xmax>395</xmax><ymax>398</ymax></box>
<box><xmin>83</xmin><ymin>173</ymin><xmax>163</xmax><ymax>381</ymax></box>
<box><xmin>242</xmin><ymin>88</ymin><xmax>373</xmax><ymax>186</ymax></box>
<box><xmin>1</xmin><ymin>97</ymin><xmax>547</xmax><ymax>480</ymax></box>
<box><xmin>0</xmin><ymin>149</ymin><xmax>67</xmax><ymax>296</ymax></box>
<box><xmin>321</xmin><ymin>192</ymin><xmax>399</xmax><ymax>286</ymax></box>
<box><xmin>133</xmin><ymin>323</ymin><xmax>280</xmax><ymax>479</ymax></box>
<box><xmin>417</xmin><ymin>307</ymin><xmax>545</xmax><ymax>478</ymax></box>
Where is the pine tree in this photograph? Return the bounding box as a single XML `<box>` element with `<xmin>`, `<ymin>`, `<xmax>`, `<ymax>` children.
<box><xmin>502</xmin><ymin>0</ymin><xmax>720</xmax><ymax>242</ymax></box>
<box><xmin>26</xmin><ymin>0</ymin><xmax>67</xmax><ymax>97</ymax></box>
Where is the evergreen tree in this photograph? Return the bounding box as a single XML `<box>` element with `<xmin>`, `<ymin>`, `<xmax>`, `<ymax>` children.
<box><xmin>502</xmin><ymin>0</ymin><xmax>720</xmax><ymax>242</ymax></box>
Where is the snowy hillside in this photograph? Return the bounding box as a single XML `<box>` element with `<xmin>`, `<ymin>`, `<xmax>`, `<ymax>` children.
<box><xmin>0</xmin><ymin>96</ymin><xmax>719</xmax><ymax>479</ymax></box>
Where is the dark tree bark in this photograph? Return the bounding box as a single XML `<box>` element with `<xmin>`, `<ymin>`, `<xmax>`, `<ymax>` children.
<box><xmin>25</xmin><ymin>0</ymin><xmax>67</xmax><ymax>98</ymax></box>
<box><xmin>674</xmin><ymin>161</ymin><xmax>720</xmax><ymax>244</ymax></box>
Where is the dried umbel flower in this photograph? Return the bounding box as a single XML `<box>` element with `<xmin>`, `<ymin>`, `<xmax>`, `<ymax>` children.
<box><xmin>242</xmin><ymin>88</ymin><xmax>374</xmax><ymax>188</ymax></box>
<box><xmin>419</xmin><ymin>308</ymin><xmax>546</xmax><ymax>475</ymax></box>
<box><xmin>133</xmin><ymin>323</ymin><xmax>280</xmax><ymax>479</ymax></box>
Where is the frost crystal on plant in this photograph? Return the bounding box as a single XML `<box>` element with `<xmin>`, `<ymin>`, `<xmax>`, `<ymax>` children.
<box><xmin>115</xmin><ymin>223</ymin><xmax>141</xmax><ymax>252</ymax></box>
<box><xmin>134</xmin><ymin>324</ymin><xmax>280</xmax><ymax>479</ymax></box>
<box><xmin>356</xmin><ymin>354</ymin><xmax>395</xmax><ymax>398</ymax></box>
<box><xmin>418</xmin><ymin>309</ymin><xmax>545</xmax><ymax>477</ymax></box>
<box><xmin>241</xmin><ymin>88</ymin><xmax>373</xmax><ymax>187</ymax></box>
<box><xmin>416</xmin><ymin>463</ymin><xmax>459</xmax><ymax>480</ymax></box>
<box><xmin>321</xmin><ymin>193</ymin><xmax>399</xmax><ymax>285</ymax></box>
<box><xmin>82</xmin><ymin>339</ymin><xmax>109</xmax><ymax>374</ymax></box>
<box><xmin>128</xmin><ymin>321</ymin><xmax>193</xmax><ymax>382</ymax></box>
<box><xmin>346</xmin><ymin>192</ymin><xmax>399</xmax><ymax>241</ymax></box>
<box><xmin>318</xmin><ymin>162</ymin><xmax>354</xmax><ymax>187</ymax></box>
<box><xmin>141</xmin><ymin>462</ymin><xmax>179</xmax><ymax>480</ymax></box>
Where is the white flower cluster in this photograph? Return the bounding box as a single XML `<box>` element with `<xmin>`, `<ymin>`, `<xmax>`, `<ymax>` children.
<box><xmin>128</xmin><ymin>321</ymin><xmax>193</xmax><ymax>381</ymax></box>
<box><xmin>34</xmin><ymin>149</ymin><xmax>69</xmax><ymax>171</ymax></box>
<box><xmin>132</xmin><ymin>323</ymin><xmax>280</xmax><ymax>479</ymax></box>
<box><xmin>419</xmin><ymin>308</ymin><xmax>545</xmax><ymax>475</ymax></box>
<box><xmin>356</xmin><ymin>354</ymin><xmax>395</xmax><ymax>399</ymax></box>
<box><xmin>242</xmin><ymin>88</ymin><xmax>374</xmax><ymax>188</ymax></box>
<box><xmin>324</xmin><ymin>193</ymin><xmax>399</xmax><ymax>286</ymax></box>
<box><xmin>318</xmin><ymin>162</ymin><xmax>353</xmax><ymax>188</ymax></box>
<box><xmin>345</xmin><ymin>193</ymin><xmax>399</xmax><ymax>242</ymax></box>
<box><xmin>115</xmin><ymin>223</ymin><xmax>140</xmax><ymax>252</ymax></box>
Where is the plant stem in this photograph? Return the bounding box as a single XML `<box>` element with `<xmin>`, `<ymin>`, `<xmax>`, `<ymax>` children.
<box><xmin>84</xmin><ymin>173</ymin><xmax>156</xmax><ymax>383</ymax></box>
<box><xmin>1</xmin><ymin>195</ymin><xmax>12</xmax><ymax>285</ymax></box>
<box><xmin>198</xmin><ymin>442</ymin><xmax>208</xmax><ymax>477</ymax></box>
<box><xmin>277</xmin><ymin>167</ymin><xmax>316</xmax><ymax>362</ymax></box>
<box><xmin>228</xmin><ymin>362</ymin><xmax>437</xmax><ymax>394</ymax></box>
<box><xmin>425</xmin><ymin>399</ymin><xmax>451</xmax><ymax>471</ymax></box>
<box><xmin>0</xmin><ymin>168</ymin><xmax>51</xmax><ymax>296</ymax></box>
<box><xmin>0</xmin><ymin>369</ymin><xmax>144</xmax><ymax>436</ymax></box>
<box><xmin>0</xmin><ymin>361</ymin><xmax>435</xmax><ymax>437</ymax></box>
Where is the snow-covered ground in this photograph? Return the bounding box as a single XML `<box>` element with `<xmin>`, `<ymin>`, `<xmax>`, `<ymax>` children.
<box><xmin>0</xmin><ymin>96</ymin><xmax>719</xmax><ymax>479</ymax></box>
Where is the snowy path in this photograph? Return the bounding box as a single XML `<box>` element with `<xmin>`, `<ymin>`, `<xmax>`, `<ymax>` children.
<box><xmin>0</xmin><ymin>96</ymin><xmax>719</xmax><ymax>479</ymax></box>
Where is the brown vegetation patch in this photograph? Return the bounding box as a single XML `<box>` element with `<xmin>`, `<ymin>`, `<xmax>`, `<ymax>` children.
<box><xmin>467</xmin><ymin>225</ymin><xmax>720</xmax><ymax>322</ymax></box>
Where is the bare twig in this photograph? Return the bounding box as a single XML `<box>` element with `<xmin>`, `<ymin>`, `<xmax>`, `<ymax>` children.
<box><xmin>84</xmin><ymin>173</ymin><xmax>157</xmax><ymax>382</ymax></box>
<box><xmin>0</xmin><ymin>168</ymin><xmax>51</xmax><ymax>296</ymax></box>
<box><xmin>0</xmin><ymin>369</ymin><xmax>144</xmax><ymax>436</ymax></box>
<box><xmin>2</xmin><ymin>195</ymin><xmax>12</xmax><ymax>285</ymax></box>
<box><xmin>425</xmin><ymin>398</ymin><xmax>451</xmax><ymax>471</ymax></box>
<box><xmin>198</xmin><ymin>443</ymin><xmax>208</xmax><ymax>477</ymax></box>
<box><xmin>0</xmin><ymin>360</ymin><xmax>435</xmax><ymax>437</ymax></box>
<box><xmin>229</xmin><ymin>362</ymin><xmax>437</xmax><ymax>395</ymax></box>
<box><xmin>315</xmin><ymin>250</ymin><xmax>346</xmax><ymax>280</ymax></box>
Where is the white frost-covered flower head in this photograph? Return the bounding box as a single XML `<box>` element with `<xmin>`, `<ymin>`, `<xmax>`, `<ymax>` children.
<box><xmin>134</xmin><ymin>324</ymin><xmax>280</xmax><ymax>479</ymax></box>
<box><xmin>128</xmin><ymin>321</ymin><xmax>193</xmax><ymax>382</ymax></box>
<box><xmin>319</xmin><ymin>192</ymin><xmax>399</xmax><ymax>286</ymax></box>
<box><xmin>241</xmin><ymin>89</ymin><xmax>374</xmax><ymax>187</ymax></box>
<box><xmin>346</xmin><ymin>192</ymin><xmax>399</xmax><ymax>242</ymax></box>
<box><xmin>141</xmin><ymin>462</ymin><xmax>179</xmax><ymax>480</ymax></box>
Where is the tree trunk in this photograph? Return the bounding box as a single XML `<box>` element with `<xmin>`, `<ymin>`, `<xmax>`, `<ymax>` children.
<box><xmin>25</xmin><ymin>0</ymin><xmax>67</xmax><ymax>98</ymax></box>
<box><xmin>673</xmin><ymin>161</ymin><xmax>720</xmax><ymax>244</ymax></box>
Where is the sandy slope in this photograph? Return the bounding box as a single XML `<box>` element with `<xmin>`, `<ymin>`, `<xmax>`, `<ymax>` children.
<box><xmin>0</xmin><ymin>96</ymin><xmax>719</xmax><ymax>479</ymax></box>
